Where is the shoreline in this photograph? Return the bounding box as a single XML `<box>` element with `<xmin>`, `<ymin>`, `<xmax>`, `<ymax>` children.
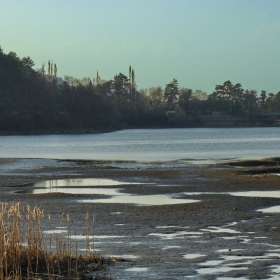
<box><xmin>1</xmin><ymin>158</ymin><xmax>280</xmax><ymax>279</ymax></box>
<box><xmin>0</xmin><ymin>123</ymin><xmax>279</xmax><ymax>136</ymax></box>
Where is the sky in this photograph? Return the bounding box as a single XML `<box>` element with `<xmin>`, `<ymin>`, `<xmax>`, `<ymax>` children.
<box><xmin>1</xmin><ymin>0</ymin><xmax>280</xmax><ymax>94</ymax></box>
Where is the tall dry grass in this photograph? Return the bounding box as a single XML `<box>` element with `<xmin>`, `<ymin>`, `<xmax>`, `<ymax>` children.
<box><xmin>0</xmin><ymin>203</ymin><xmax>112</xmax><ymax>280</ymax></box>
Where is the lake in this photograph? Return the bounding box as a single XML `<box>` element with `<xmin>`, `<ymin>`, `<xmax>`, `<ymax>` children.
<box><xmin>0</xmin><ymin>127</ymin><xmax>279</xmax><ymax>162</ymax></box>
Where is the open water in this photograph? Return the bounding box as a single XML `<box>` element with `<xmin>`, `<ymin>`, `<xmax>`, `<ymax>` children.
<box><xmin>0</xmin><ymin>127</ymin><xmax>279</xmax><ymax>162</ymax></box>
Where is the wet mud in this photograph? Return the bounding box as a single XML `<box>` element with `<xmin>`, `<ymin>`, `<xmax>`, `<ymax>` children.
<box><xmin>0</xmin><ymin>158</ymin><xmax>280</xmax><ymax>279</ymax></box>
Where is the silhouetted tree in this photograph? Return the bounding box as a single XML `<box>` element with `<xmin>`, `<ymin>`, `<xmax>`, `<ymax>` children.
<box><xmin>164</xmin><ymin>79</ymin><xmax>179</xmax><ymax>110</ymax></box>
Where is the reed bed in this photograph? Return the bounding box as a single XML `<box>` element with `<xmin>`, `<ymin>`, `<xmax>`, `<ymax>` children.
<box><xmin>0</xmin><ymin>203</ymin><xmax>114</xmax><ymax>280</ymax></box>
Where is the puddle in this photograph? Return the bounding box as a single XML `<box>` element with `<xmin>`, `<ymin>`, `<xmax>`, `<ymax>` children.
<box><xmin>126</xmin><ymin>267</ymin><xmax>148</xmax><ymax>272</ymax></box>
<box><xmin>113</xmin><ymin>254</ymin><xmax>138</xmax><ymax>259</ymax></box>
<box><xmin>217</xmin><ymin>277</ymin><xmax>248</xmax><ymax>280</ymax></box>
<box><xmin>265</xmin><ymin>253</ymin><xmax>280</xmax><ymax>258</ymax></box>
<box><xmin>68</xmin><ymin>235</ymin><xmax>125</xmax><ymax>241</ymax></box>
<box><xmin>94</xmin><ymin>241</ymin><xmax>123</xmax><ymax>244</ymax></box>
<box><xmin>201</xmin><ymin>226</ymin><xmax>240</xmax><ymax>234</ymax></box>
<box><xmin>195</xmin><ymin>252</ymin><xmax>280</xmax><ymax>278</ymax></box>
<box><xmin>217</xmin><ymin>249</ymin><xmax>244</xmax><ymax>253</ymax></box>
<box><xmin>221</xmin><ymin>236</ymin><xmax>248</xmax><ymax>240</ymax></box>
<box><xmin>17</xmin><ymin>178</ymin><xmax>140</xmax><ymax>195</ymax></box>
<box><xmin>224</xmin><ymin>222</ymin><xmax>238</xmax><ymax>227</ymax></box>
<box><xmin>19</xmin><ymin>187</ymin><xmax>122</xmax><ymax>195</ymax></box>
<box><xmin>183</xmin><ymin>254</ymin><xmax>206</xmax><ymax>259</ymax></box>
<box><xmin>197</xmin><ymin>266</ymin><xmax>248</xmax><ymax>274</ymax></box>
<box><xmin>43</xmin><ymin>229</ymin><xmax>68</xmax><ymax>234</ymax></box>
<box><xmin>258</xmin><ymin>206</ymin><xmax>280</xmax><ymax>213</ymax></box>
<box><xmin>163</xmin><ymin>246</ymin><xmax>181</xmax><ymax>250</ymax></box>
<box><xmin>79</xmin><ymin>195</ymin><xmax>199</xmax><ymax>206</ymax></box>
<box><xmin>241</xmin><ymin>238</ymin><xmax>251</xmax><ymax>243</ymax></box>
<box><xmin>18</xmin><ymin>178</ymin><xmax>200</xmax><ymax>206</ymax></box>
<box><xmin>229</xmin><ymin>191</ymin><xmax>280</xmax><ymax>198</ymax></box>
<box><xmin>184</xmin><ymin>192</ymin><xmax>218</xmax><ymax>195</ymax></box>
<box><xmin>129</xmin><ymin>242</ymin><xmax>142</xmax><ymax>245</ymax></box>
<box><xmin>149</xmin><ymin>231</ymin><xmax>203</xmax><ymax>239</ymax></box>
<box><xmin>156</xmin><ymin>225</ymin><xmax>189</xmax><ymax>229</ymax></box>
<box><xmin>30</xmin><ymin>178</ymin><xmax>137</xmax><ymax>188</ymax></box>
<box><xmin>184</xmin><ymin>191</ymin><xmax>280</xmax><ymax>200</ymax></box>
<box><xmin>200</xmin><ymin>260</ymin><xmax>224</xmax><ymax>266</ymax></box>
<box><xmin>270</xmin><ymin>265</ymin><xmax>280</xmax><ymax>274</ymax></box>
<box><xmin>156</xmin><ymin>226</ymin><xmax>178</xmax><ymax>229</ymax></box>
<box><xmin>221</xmin><ymin>255</ymin><xmax>254</xmax><ymax>262</ymax></box>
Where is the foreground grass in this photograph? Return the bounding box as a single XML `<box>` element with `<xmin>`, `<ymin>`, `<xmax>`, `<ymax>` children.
<box><xmin>0</xmin><ymin>203</ymin><xmax>114</xmax><ymax>280</ymax></box>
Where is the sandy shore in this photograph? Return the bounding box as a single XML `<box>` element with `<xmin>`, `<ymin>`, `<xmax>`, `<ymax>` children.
<box><xmin>1</xmin><ymin>158</ymin><xmax>280</xmax><ymax>279</ymax></box>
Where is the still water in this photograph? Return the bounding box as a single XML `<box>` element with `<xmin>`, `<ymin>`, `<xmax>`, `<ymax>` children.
<box><xmin>0</xmin><ymin>128</ymin><xmax>279</xmax><ymax>162</ymax></box>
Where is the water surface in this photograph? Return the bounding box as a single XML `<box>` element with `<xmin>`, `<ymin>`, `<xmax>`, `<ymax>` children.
<box><xmin>0</xmin><ymin>128</ymin><xmax>279</xmax><ymax>162</ymax></box>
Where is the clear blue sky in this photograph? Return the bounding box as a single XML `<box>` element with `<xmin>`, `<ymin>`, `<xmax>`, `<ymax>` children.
<box><xmin>1</xmin><ymin>0</ymin><xmax>280</xmax><ymax>94</ymax></box>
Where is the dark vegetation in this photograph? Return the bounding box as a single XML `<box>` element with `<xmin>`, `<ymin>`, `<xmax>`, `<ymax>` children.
<box><xmin>228</xmin><ymin>157</ymin><xmax>280</xmax><ymax>176</ymax></box>
<box><xmin>1</xmin><ymin>47</ymin><xmax>280</xmax><ymax>134</ymax></box>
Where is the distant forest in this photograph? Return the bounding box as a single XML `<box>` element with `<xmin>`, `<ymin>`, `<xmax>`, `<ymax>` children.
<box><xmin>1</xmin><ymin>46</ymin><xmax>280</xmax><ymax>134</ymax></box>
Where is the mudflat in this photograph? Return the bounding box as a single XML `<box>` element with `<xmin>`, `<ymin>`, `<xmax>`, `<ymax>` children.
<box><xmin>1</xmin><ymin>158</ymin><xmax>280</xmax><ymax>279</ymax></box>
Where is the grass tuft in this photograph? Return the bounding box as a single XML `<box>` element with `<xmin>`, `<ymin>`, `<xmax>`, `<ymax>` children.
<box><xmin>0</xmin><ymin>203</ymin><xmax>114</xmax><ymax>280</ymax></box>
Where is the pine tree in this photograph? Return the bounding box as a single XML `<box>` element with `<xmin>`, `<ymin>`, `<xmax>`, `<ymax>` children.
<box><xmin>96</xmin><ymin>71</ymin><xmax>100</xmax><ymax>85</ymax></box>
<box><xmin>164</xmin><ymin>79</ymin><xmax>179</xmax><ymax>110</ymax></box>
<box><xmin>54</xmin><ymin>64</ymin><xmax>57</xmax><ymax>80</ymax></box>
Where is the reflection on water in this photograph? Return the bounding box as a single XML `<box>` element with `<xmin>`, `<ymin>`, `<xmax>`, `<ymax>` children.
<box><xmin>68</xmin><ymin>235</ymin><xmax>125</xmax><ymax>240</ymax></box>
<box><xmin>31</xmin><ymin>178</ymin><xmax>136</xmax><ymax>188</ymax></box>
<box><xmin>183</xmin><ymin>254</ymin><xmax>206</xmax><ymax>259</ymax></box>
<box><xmin>258</xmin><ymin>206</ymin><xmax>280</xmax><ymax>213</ymax></box>
<box><xmin>112</xmin><ymin>254</ymin><xmax>138</xmax><ymax>259</ymax></box>
<box><xmin>79</xmin><ymin>195</ymin><xmax>199</xmax><ymax>206</ymax></box>
<box><xmin>184</xmin><ymin>191</ymin><xmax>280</xmax><ymax>199</ymax></box>
<box><xmin>17</xmin><ymin>179</ymin><xmax>199</xmax><ymax>205</ymax></box>
<box><xmin>229</xmin><ymin>191</ymin><xmax>280</xmax><ymax>198</ymax></box>
<box><xmin>17</xmin><ymin>178</ymin><xmax>139</xmax><ymax>195</ymax></box>
<box><xmin>19</xmin><ymin>187</ymin><xmax>122</xmax><ymax>195</ymax></box>
<box><xmin>149</xmin><ymin>231</ymin><xmax>203</xmax><ymax>239</ymax></box>
<box><xmin>126</xmin><ymin>267</ymin><xmax>148</xmax><ymax>272</ymax></box>
<box><xmin>43</xmin><ymin>229</ymin><xmax>68</xmax><ymax>234</ymax></box>
<box><xmin>201</xmin><ymin>226</ymin><xmax>240</xmax><ymax>234</ymax></box>
<box><xmin>1</xmin><ymin>128</ymin><xmax>280</xmax><ymax>162</ymax></box>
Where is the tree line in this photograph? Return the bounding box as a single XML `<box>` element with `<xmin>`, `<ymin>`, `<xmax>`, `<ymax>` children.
<box><xmin>0</xmin><ymin>47</ymin><xmax>280</xmax><ymax>134</ymax></box>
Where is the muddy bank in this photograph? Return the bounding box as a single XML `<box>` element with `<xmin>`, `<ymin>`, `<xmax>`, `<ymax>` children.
<box><xmin>0</xmin><ymin>158</ymin><xmax>280</xmax><ymax>279</ymax></box>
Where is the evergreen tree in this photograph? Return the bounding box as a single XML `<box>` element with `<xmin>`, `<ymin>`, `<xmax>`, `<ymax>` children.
<box><xmin>164</xmin><ymin>79</ymin><xmax>179</xmax><ymax>110</ymax></box>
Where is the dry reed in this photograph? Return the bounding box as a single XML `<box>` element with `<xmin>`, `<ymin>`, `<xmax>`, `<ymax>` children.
<box><xmin>0</xmin><ymin>203</ymin><xmax>114</xmax><ymax>280</ymax></box>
